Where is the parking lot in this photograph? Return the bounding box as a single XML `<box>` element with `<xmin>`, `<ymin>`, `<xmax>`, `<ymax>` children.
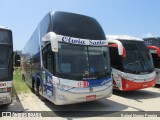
<box><xmin>1</xmin><ymin>91</ymin><xmax>24</xmax><ymax>111</ymax></box>
<box><xmin>1</xmin><ymin>85</ymin><xmax>160</xmax><ymax>119</ymax></box>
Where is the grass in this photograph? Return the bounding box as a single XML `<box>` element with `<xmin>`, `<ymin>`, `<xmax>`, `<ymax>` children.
<box><xmin>13</xmin><ymin>68</ymin><xmax>31</xmax><ymax>94</ymax></box>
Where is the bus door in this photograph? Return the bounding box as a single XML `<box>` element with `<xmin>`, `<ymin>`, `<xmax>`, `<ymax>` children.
<box><xmin>41</xmin><ymin>44</ymin><xmax>55</xmax><ymax>98</ymax></box>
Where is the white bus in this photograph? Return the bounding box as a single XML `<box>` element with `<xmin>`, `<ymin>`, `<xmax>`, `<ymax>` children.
<box><xmin>144</xmin><ymin>37</ymin><xmax>160</xmax><ymax>84</ymax></box>
<box><xmin>107</xmin><ymin>35</ymin><xmax>156</xmax><ymax>91</ymax></box>
<box><xmin>22</xmin><ymin>11</ymin><xmax>112</xmax><ymax>105</ymax></box>
<box><xmin>0</xmin><ymin>26</ymin><xmax>13</xmax><ymax>105</ymax></box>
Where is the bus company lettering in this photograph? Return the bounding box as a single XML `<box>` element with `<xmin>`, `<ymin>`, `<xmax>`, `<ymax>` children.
<box><xmin>62</xmin><ymin>36</ymin><xmax>85</xmax><ymax>45</ymax></box>
<box><xmin>62</xmin><ymin>36</ymin><xmax>106</xmax><ymax>46</ymax></box>
<box><xmin>89</xmin><ymin>40</ymin><xmax>106</xmax><ymax>46</ymax></box>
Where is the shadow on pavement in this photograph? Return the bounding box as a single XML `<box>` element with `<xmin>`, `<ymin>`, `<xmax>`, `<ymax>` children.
<box><xmin>154</xmin><ymin>84</ymin><xmax>160</xmax><ymax>89</ymax></box>
<box><xmin>42</xmin><ymin>98</ymin><xmax>129</xmax><ymax>117</ymax></box>
<box><xmin>113</xmin><ymin>88</ymin><xmax>160</xmax><ymax>102</ymax></box>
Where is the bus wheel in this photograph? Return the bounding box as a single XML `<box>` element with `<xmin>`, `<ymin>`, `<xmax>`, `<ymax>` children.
<box><xmin>32</xmin><ymin>78</ymin><xmax>35</xmax><ymax>93</ymax></box>
<box><xmin>36</xmin><ymin>84</ymin><xmax>46</xmax><ymax>101</ymax></box>
<box><xmin>35</xmin><ymin>82</ymin><xmax>39</xmax><ymax>96</ymax></box>
<box><xmin>39</xmin><ymin>94</ymin><xmax>46</xmax><ymax>101</ymax></box>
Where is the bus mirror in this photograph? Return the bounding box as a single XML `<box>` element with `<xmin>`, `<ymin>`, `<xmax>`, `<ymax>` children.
<box><xmin>108</xmin><ymin>44</ymin><xmax>126</xmax><ymax>58</ymax></box>
<box><xmin>42</xmin><ymin>32</ymin><xmax>58</xmax><ymax>52</ymax></box>
<box><xmin>107</xmin><ymin>39</ymin><xmax>125</xmax><ymax>58</ymax></box>
<box><xmin>122</xmin><ymin>47</ymin><xmax>126</xmax><ymax>58</ymax></box>
<box><xmin>15</xmin><ymin>55</ymin><xmax>20</xmax><ymax>67</ymax></box>
<box><xmin>147</xmin><ymin>45</ymin><xmax>160</xmax><ymax>57</ymax></box>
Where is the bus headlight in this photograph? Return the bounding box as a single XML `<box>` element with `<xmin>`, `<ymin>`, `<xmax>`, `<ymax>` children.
<box><xmin>108</xmin><ymin>81</ymin><xmax>113</xmax><ymax>86</ymax></box>
<box><xmin>105</xmin><ymin>81</ymin><xmax>112</xmax><ymax>87</ymax></box>
<box><xmin>121</xmin><ymin>72</ymin><xmax>127</xmax><ymax>78</ymax></box>
<box><xmin>59</xmin><ymin>84</ymin><xmax>74</xmax><ymax>91</ymax></box>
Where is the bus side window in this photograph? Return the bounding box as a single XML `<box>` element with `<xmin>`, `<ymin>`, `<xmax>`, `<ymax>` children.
<box><xmin>109</xmin><ymin>47</ymin><xmax>123</xmax><ymax>70</ymax></box>
<box><xmin>46</xmin><ymin>51</ymin><xmax>54</xmax><ymax>73</ymax></box>
<box><xmin>42</xmin><ymin>44</ymin><xmax>55</xmax><ymax>73</ymax></box>
<box><xmin>42</xmin><ymin>47</ymin><xmax>47</xmax><ymax>68</ymax></box>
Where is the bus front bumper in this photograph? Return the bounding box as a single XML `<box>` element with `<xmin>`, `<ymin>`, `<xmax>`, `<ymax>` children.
<box><xmin>53</xmin><ymin>85</ymin><xmax>112</xmax><ymax>105</ymax></box>
<box><xmin>122</xmin><ymin>77</ymin><xmax>156</xmax><ymax>91</ymax></box>
<box><xmin>0</xmin><ymin>92</ymin><xmax>12</xmax><ymax>105</ymax></box>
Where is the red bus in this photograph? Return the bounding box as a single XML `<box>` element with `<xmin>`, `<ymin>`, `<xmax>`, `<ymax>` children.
<box><xmin>144</xmin><ymin>37</ymin><xmax>160</xmax><ymax>85</ymax></box>
<box><xmin>107</xmin><ymin>35</ymin><xmax>156</xmax><ymax>91</ymax></box>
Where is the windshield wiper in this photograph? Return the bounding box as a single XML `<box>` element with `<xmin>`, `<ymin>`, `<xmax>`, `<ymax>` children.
<box><xmin>124</xmin><ymin>60</ymin><xmax>142</xmax><ymax>74</ymax></box>
<box><xmin>124</xmin><ymin>61</ymin><xmax>140</xmax><ymax>69</ymax></box>
<box><xmin>138</xmin><ymin>53</ymin><xmax>153</xmax><ymax>73</ymax></box>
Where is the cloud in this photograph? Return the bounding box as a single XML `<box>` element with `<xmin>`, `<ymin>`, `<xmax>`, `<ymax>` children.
<box><xmin>142</xmin><ymin>33</ymin><xmax>155</xmax><ymax>38</ymax></box>
<box><xmin>146</xmin><ymin>33</ymin><xmax>154</xmax><ymax>37</ymax></box>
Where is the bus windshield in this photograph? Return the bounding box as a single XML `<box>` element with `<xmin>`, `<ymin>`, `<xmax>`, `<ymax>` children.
<box><xmin>56</xmin><ymin>43</ymin><xmax>110</xmax><ymax>80</ymax></box>
<box><xmin>120</xmin><ymin>40</ymin><xmax>154</xmax><ymax>74</ymax></box>
<box><xmin>0</xmin><ymin>46</ymin><xmax>12</xmax><ymax>81</ymax></box>
<box><xmin>0</xmin><ymin>29</ymin><xmax>12</xmax><ymax>44</ymax></box>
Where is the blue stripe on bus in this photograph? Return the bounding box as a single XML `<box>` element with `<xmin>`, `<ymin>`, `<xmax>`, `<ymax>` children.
<box><xmin>88</xmin><ymin>76</ymin><xmax>112</xmax><ymax>87</ymax></box>
<box><xmin>40</xmin><ymin>69</ymin><xmax>112</xmax><ymax>88</ymax></box>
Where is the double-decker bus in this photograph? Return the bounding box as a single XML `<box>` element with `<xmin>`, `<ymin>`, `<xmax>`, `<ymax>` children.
<box><xmin>107</xmin><ymin>35</ymin><xmax>156</xmax><ymax>91</ymax></box>
<box><xmin>0</xmin><ymin>26</ymin><xmax>13</xmax><ymax>105</ymax></box>
<box><xmin>144</xmin><ymin>37</ymin><xmax>160</xmax><ymax>84</ymax></box>
<box><xmin>22</xmin><ymin>11</ymin><xmax>112</xmax><ymax>105</ymax></box>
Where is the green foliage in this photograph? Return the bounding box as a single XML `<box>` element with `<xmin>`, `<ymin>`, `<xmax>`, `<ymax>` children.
<box><xmin>13</xmin><ymin>68</ymin><xmax>31</xmax><ymax>94</ymax></box>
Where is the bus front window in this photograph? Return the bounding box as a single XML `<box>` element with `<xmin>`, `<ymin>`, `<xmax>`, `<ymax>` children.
<box><xmin>121</xmin><ymin>40</ymin><xmax>154</xmax><ymax>74</ymax></box>
<box><xmin>56</xmin><ymin>43</ymin><xmax>110</xmax><ymax>80</ymax></box>
<box><xmin>0</xmin><ymin>47</ymin><xmax>12</xmax><ymax>81</ymax></box>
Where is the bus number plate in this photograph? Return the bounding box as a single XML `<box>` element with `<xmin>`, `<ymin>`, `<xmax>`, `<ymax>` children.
<box><xmin>86</xmin><ymin>95</ymin><xmax>96</xmax><ymax>100</ymax></box>
<box><xmin>143</xmin><ymin>84</ymin><xmax>148</xmax><ymax>87</ymax></box>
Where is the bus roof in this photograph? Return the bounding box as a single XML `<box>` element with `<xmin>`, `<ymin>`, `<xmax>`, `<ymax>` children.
<box><xmin>106</xmin><ymin>35</ymin><xmax>143</xmax><ymax>41</ymax></box>
<box><xmin>143</xmin><ymin>37</ymin><xmax>160</xmax><ymax>40</ymax></box>
<box><xmin>49</xmin><ymin>11</ymin><xmax>95</xmax><ymax>20</ymax></box>
<box><xmin>0</xmin><ymin>26</ymin><xmax>11</xmax><ymax>31</ymax></box>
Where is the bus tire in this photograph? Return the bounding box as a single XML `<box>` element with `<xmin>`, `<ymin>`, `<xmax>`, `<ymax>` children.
<box><xmin>39</xmin><ymin>92</ymin><xmax>46</xmax><ymax>101</ymax></box>
<box><xmin>36</xmin><ymin>80</ymin><xmax>46</xmax><ymax>101</ymax></box>
<box><xmin>35</xmin><ymin>80</ymin><xmax>40</xmax><ymax>96</ymax></box>
<box><xmin>32</xmin><ymin>78</ymin><xmax>35</xmax><ymax>93</ymax></box>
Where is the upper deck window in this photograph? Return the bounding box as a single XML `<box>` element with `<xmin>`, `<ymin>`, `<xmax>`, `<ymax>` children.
<box><xmin>52</xmin><ymin>12</ymin><xmax>106</xmax><ymax>40</ymax></box>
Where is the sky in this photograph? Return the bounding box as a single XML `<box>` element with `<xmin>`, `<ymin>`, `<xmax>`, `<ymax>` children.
<box><xmin>0</xmin><ymin>0</ymin><xmax>160</xmax><ymax>50</ymax></box>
